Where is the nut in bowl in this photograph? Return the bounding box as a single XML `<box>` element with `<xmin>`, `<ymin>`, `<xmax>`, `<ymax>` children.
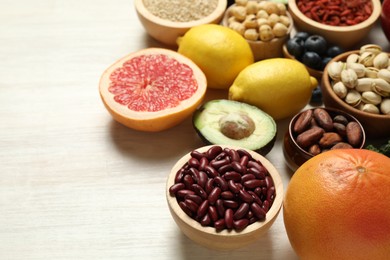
<box><xmin>222</xmin><ymin>0</ymin><xmax>293</xmax><ymax>61</ymax></box>
<box><xmin>134</xmin><ymin>0</ymin><xmax>227</xmax><ymax>46</ymax></box>
<box><xmin>287</xmin><ymin>0</ymin><xmax>382</xmax><ymax>49</ymax></box>
<box><xmin>283</xmin><ymin>107</ymin><xmax>366</xmax><ymax>172</ymax></box>
<box><xmin>166</xmin><ymin>145</ymin><xmax>283</xmax><ymax>250</ymax></box>
<box><xmin>321</xmin><ymin>44</ymin><xmax>390</xmax><ymax>138</ymax></box>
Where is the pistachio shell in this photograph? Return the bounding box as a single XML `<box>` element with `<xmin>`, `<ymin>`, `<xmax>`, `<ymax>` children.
<box><xmin>364</xmin><ymin>67</ymin><xmax>379</xmax><ymax>78</ymax></box>
<box><xmin>356</xmin><ymin>78</ymin><xmax>374</xmax><ymax>92</ymax></box>
<box><xmin>346</xmin><ymin>62</ymin><xmax>365</xmax><ymax>78</ymax></box>
<box><xmin>341</xmin><ymin>68</ymin><xmax>358</xmax><ymax>89</ymax></box>
<box><xmin>346</xmin><ymin>53</ymin><xmax>360</xmax><ymax>64</ymax></box>
<box><xmin>360</xmin><ymin>103</ymin><xmax>380</xmax><ymax>114</ymax></box>
<box><xmin>373</xmin><ymin>78</ymin><xmax>390</xmax><ymax>97</ymax></box>
<box><xmin>373</xmin><ymin>52</ymin><xmax>389</xmax><ymax>69</ymax></box>
<box><xmin>377</xmin><ymin>69</ymin><xmax>390</xmax><ymax>83</ymax></box>
<box><xmin>361</xmin><ymin>91</ymin><xmax>382</xmax><ymax>105</ymax></box>
<box><xmin>380</xmin><ymin>98</ymin><xmax>390</xmax><ymax>115</ymax></box>
<box><xmin>359</xmin><ymin>52</ymin><xmax>376</xmax><ymax>67</ymax></box>
<box><xmin>359</xmin><ymin>44</ymin><xmax>382</xmax><ymax>55</ymax></box>
<box><xmin>344</xmin><ymin>90</ymin><xmax>361</xmax><ymax>107</ymax></box>
<box><xmin>332</xmin><ymin>81</ymin><xmax>348</xmax><ymax>99</ymax></box>
<box><xmin>327</xmin><ymin>61</ymin><xmax>344</xmax><ymax>81</ymax></box>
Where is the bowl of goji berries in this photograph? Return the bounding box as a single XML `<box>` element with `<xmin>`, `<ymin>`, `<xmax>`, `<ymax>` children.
<box><xmin>287</xmin><ymin>0</ymin><xmax>382</xmax><ymax>49</ymax></box>
<box><xmin>166</xmin><ymin>145</ymin><xmax>283</xmax><ymax>250</ymax></box>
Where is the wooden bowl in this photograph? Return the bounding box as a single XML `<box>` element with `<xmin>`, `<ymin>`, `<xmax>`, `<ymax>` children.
<box><xmin>283</xmin><ymin>107</ymin><xmax>366</xmax><ymax>172</ymax></box>
<box><xmin>134</xmin><ymin>0</ymin><xmax>227</xmax><ymax>46</ymax></box>
<box><xmin>287</xmin><ymin>0</ymin><xmax>382</xmax><ymax>49</ymax></box>
<box><xmin>166</xmin><ymin>145</ymin><xmax>283</xmax><ymax>250</ymax></box>
<box><xmin>321</xmin><ymin>50</ymin><xmax>390</xmax><ymax>139</ymax></box>
<box><xmin>282</xmin><ymin>44</ymin><xmax>323</xmax><ymax>82</ymax></box>
<box><xmin>222</xmin><ymin>5</ymin><xmax>293</xmax><ymax>61</ymax></box>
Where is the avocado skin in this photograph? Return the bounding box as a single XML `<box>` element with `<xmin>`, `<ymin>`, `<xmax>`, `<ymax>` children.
<box><xmin>192</xmin><ymin>102</ymin><xmax>277</xmax><ymax>156</ymax></box>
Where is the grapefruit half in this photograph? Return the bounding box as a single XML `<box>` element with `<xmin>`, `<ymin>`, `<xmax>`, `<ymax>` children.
<box><xmin>99</xmin><ymin>48</ymin><xmax>207</xmax><ymax>132</ymax></box>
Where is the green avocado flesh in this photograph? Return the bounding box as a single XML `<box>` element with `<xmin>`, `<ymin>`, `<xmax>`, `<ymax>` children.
<box><xmin>193</xmin><ymin>99</ymin><xmax>277</xmax><ymax>155</ymax></box>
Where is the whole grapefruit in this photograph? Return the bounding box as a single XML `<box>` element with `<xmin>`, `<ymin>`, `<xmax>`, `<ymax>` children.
<box><xmin>283</xmin><ymin>149</ymin><xmax>390</xmax><ymax>260</ymax></box>
<box><xmin>99</xmin><ymin>48</ymin><xmax>207</xmax><ymax>132</ymax></box>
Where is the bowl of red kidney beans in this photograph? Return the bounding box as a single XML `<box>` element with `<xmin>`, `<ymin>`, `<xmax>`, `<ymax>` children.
<box><xmin>166</xmin><ymin>145</ymin><xmax>283</xmax><ymax>250</ymax></box>
<box><xmin>287</xmin><ymin>0</ymin><xmax>382</xmax><ymax>49</ymax></box>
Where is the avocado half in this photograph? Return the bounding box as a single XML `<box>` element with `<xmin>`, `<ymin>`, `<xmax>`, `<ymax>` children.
<box><xmin>193</xmin><ymin>99</ymin><xmax>277</xmax><ymax>156</ymax></box>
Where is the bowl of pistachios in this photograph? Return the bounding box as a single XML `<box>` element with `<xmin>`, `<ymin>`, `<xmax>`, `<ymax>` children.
<box><xmin>222</xmin><ymin>0</ymin><xmax>293</xmax><ymax>61</ymax></box>
<box><xmin>321</xmin><ymin>44</ymin><xmax>390</xmax><ymax>139</ymax></box>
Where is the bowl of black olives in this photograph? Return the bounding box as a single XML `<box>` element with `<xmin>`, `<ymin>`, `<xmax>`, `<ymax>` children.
<box><xmin>283</xmin><ymin>32</ymin><xmax>344</xmax><ymax>82</ymax></box>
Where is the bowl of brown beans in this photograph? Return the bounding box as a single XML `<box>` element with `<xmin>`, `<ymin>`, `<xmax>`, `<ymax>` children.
<box><xmin>283</xmin><ymin>107</ymin><xmax>366</xmax><ymax>172</ymax></box>
<box><xmin>222</xmin><ymin>0</ymin><xmax>293</xmax><ymax>61</ymax></box>
<box><xmin>320</xmin><ymin>45</ymin><xmax>390</xmax><ymax>139</ymax></box>
<box><xmin>134</xmin><ymin>0</ymin><xmax>227</xmax><ymax>46</ymax></box>
<box><xmin>166</xmin><ymin>145</ymin><xmax>283</xmax><ymax>250</ymax></box>
<box><xmin>287</xmin><ymin>0</ymin><xmax>382</xmax><ymax>49</ymax></box>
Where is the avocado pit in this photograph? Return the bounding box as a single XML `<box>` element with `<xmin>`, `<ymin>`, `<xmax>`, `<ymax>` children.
<box><xmin>219</xmin><ymin>112</ymin><xmax>255</xmax><ymax>140</ymax></box>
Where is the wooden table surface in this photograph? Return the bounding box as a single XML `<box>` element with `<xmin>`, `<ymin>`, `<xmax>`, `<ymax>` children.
<box><xmin>1</xmin><ymin>1</ymin><xmax>389</xmax><ymax>259</ymax></box>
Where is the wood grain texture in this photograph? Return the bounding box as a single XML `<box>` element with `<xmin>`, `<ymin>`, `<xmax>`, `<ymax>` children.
<box><xmin>0</xmin><ymin>0</ymin><xmax>388</xmax><ymax>259</ymax></box>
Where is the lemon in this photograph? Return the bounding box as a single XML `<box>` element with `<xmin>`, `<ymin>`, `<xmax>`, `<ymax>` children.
<box><xmin>228</xmin><ymin>58</ymin><xmax>318</xmax><ymax>120</ymax></box>
<box><xmin>177</xmin><ymin>24</ymin><xmax>254</xmax><ymax>90</ymax></box>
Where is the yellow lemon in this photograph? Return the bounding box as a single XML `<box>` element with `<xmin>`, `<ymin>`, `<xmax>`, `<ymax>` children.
<box><xmin>177</xmin><ymin>24</ymin><xmax>254</xmax><ymax>90</ymax></box>
<box><xmin>228</xmin><ymin>58</ymin><xmax>318</xmax><ymax>120</ymax></box>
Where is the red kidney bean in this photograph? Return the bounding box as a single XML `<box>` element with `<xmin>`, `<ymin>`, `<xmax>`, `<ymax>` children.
<box><xmin>169</xmin><ymin>183</ymin><xmax>185</xmax><ymax>195</ymax></box>
<box><xmin>233</xmin><ymin>218</ymin><xmax>249</xmax><ymax>230</ymax></box>
<box><xmin>231</xmin><ymin>161</ymin><xmax>246</xmax><ymax>174</ymax></box>
<box><xmin>188</xmin><ymin>157</ymin><xmax>200</xmax><ymax>169</ymax></box>
<box><xmin>227</xmin><ymin>180</ymin><xmax>240</xmax><ymax>194</ymax></box>
<box><xmin>192</xmin><ymin>184</ymin><xmax>207</xmax><ymax>200</ymax></box>
<box><xmin>179</xmin><ymin>201</ymin><xmax>193</xmax><ymax>217</ymax></box>
<box><xmin>210</xmin><ymin>158</ymin><xmax>230</xmax><ymax>169</ymax></box>
<box><xmin>265</xmin><ymin>175</ymin><xmax>274</xmax><ymax>189</ymax></box>
<box><xmin>197</xmin><ymin>200</ymin><xmax>209</xmax><ymax>218</ymax></box>
<box><xmin>189</xmin><ymin>168</ymin><xmax>199</xmax><ymax>183</ymax></box>
<box><xmin>227</xmin><ymin>148</ymin><xmax>240</xmax><ymax>162</ymax></box>
<box><xmin>205</xmin><ymin>178</ymin><xmax>214</xmax><ymax>194</ymax></box>
<box><xmin>262</xmin><ymin>200</ymin><xmax>270</xmax><ymax>212</ymax></box>
<box><xmin>214</xmin><ymin>151</ymin><xmax>227</xmax><ymax>161</ymax></box>
<box><xmin>175</xmin><ymin>168</ymin><xmax>185</xmax><ymax>183</ymax></box>
<box><xmin>208</xmin><ymin>206</ymin><xmax>219</xmax><ymax>222</ymax></box>
<box><xmin>246</xmin><ymin>210</ymin><xmax>253</xmax><ymax>220</ymax></box>
<box><xmin>184</xmin><ymin>199</ymin><xmax>199</xmax><ymax>213</ymax></box>
<box><xmin>233</xmin><ymin>202</ymin><xmax>250</xmax><ymax>220</ymax></box>
<box><xmin>185</xmin><ymin>194</ymin><xmax>202</xmax><ymax>205</ymax></box>
<box><xmin>267</xmin><ymin>186</ymin><xmax>276</xmax><ymax>202</ymax></box>
<box><xmin>223</xmin><ymin>171</ymin><xmax>241</xmax><ymax>182</ymax></box>
<box><xmin>208</xmin><ymin>187</ymin><xmax>221</xmax><ymax>205</ymax></box>
<box><xmin>183</xmin><ymin>174</ymin><xmax>195</xmax><ymax>189</ymax></box>
<box><xmin>199</xmin><ymin>157</ymin><xmax>208</xmax><ymax>171</ymax></box>
<box><xmin>190</xmin><ymin>150</ymin><xmax>204</xmax><ymax>161</ymax></box>
<box><xmin>239</xmin><ymin>189</ymin><xmax>254</xmax><ymax>203</ymax></box>
<box><xmin>247</xmin><ymin>190</ymin><xmax>262</xmax><ymax>205</ymax></box>
<box><xmin>254</xmin><ymin>187</ymin><xmax>262</xmax><ymax>197</ymax></box>
<box><xmin>214</xmin><ymin>176</ymin><xmax>228</xmax><ymax>191</ymax></box>
<box><xmin>237</xmin><ymin>149</ymin><xmax>252</xmax><ymax>159</ymax></box>
<box><xmin>241</xmin><ymin>173</ymin><xmax>256</xmax><ymax>183</ymax></box>
<box><xmin>200</xmin><ymin>213</ymin><xmax>211</xmax><ymax>226</ymax></box>
<box><xmin>251</xmin><ymin>202</ymin><xmax>266</xmax><ymax>220</ymax></box>
<box><xmin>214</xmin><ymin>219</ymin><xmax>226</xmax><ymax>231</ymax></box>
<box><xmin>223</xmin><ymin>200</ymin><xmax>239</xmax><ymax>209</ymax></box>
<box><xmin>225</xmin><ymin>208</ymin><xmax>234</xmax><ymax>229</ymax></box>
<box><xmin>239</xmin><ymin>155</ymin><xmax>249</xmax><ymax>167</ymax></box>
<box><xmin>216</xmin><ymin>199</ymin><xmax>225</xmax><ymax>217</ymax></box>
<box><xmin>220</xmin><ymin>190</ymin><xmax>234</xmax><ymax>199</ymax></box>
<box><xmin>248</xmin><ymin>167</ymin><xmax>266</xmax><ymax>180</ymax></box>
<box><xmin>206</xmin><ymin>145</ymin><xmax>222</xmax><ymax>160</ymax></box>
<box><xmin>176</xmin><ymin>189</ymin><xmax>195</xmax><ymax>199</ymax></box>
<box><xmin>218</xmin><ymin>164</ymin><xmax>233</xmax><ymax>174</ymax></box>
<box><xmin>243</xmin><ymin>179</ymin><xmax>265</xmax><ymax>189</ymax></box>
<box><xmin>204</xmin><ymin>165</ymin><xmax>219</xmax><ymax>178</ymax></box>
<box><xmin>247</xmin><ymin>160</ymin><xmax>264</xmax><ymax>172</ymax></box>
<box><xmin>249</xmin><ymin>216</ymin><xmax>258</xmax><ymax>225</ymax></box>
<box><xmin>197</xmin><ymin>171</ymin><xmax>208</xmax><ymax>188</ymax></box>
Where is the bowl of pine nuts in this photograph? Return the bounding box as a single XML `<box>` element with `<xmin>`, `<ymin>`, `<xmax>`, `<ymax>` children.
<box><xmin>134</xmin><ymin>0</ymin><xmax>228</xmax><ymax>46</ymax></box>
<box><xmin>287</xmin><ymin>0</ymin><xmax>382</xmax><ymax>49</ymax></box>
<box><xmin>166</xmin><ymin>145</ymin><xmax>283</xmax><ymax>250</ymax></box>
<box><xmin>222</xmin><ymin>0</ymin><xmax>293</xmax><ymax>61</ymax></box>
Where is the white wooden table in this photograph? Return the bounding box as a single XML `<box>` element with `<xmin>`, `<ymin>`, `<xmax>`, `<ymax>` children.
<box><xmin>0</xmin><ymin>1</ymin><xmax>388</xmax><ymax>259</ymax></box>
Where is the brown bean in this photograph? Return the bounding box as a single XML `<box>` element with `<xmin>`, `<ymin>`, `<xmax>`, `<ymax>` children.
<box><xmin>333</xmin><ymin>115</ymin><xmax>348</xmax><ymax>125</ymax></box>
<box><xmin>333</xmin><ymin>122</ymin><xmax>346</xmax><ymax>136</ymax></box>
<box><xmin>331</xmin><ymin>142</ymin><xmax>353</xmax><ymax>150</ymax></box>
<box><xmin>296</xmin><ymin>127</ymin><xmax>325</xmax><ymax>148</ymax></box>
<box><xmin>293</xmin><ymin>109</ymin><xmax>313</xmax><ymax>133</ymax></box>
<box><xmin>319</xmin><ymin>132</ymin><xmax>343</xmax><ymax>148</ymax></box>
<box><xmin>308</xmin><ymin>144</ymin><xmax>321</xmax><ymax>155</ymax></box>
<box><xmin>346</xmin><ymin>121</ymin><xmax>363</xmax><ymax>147</ymax></box>
<box><xmin>208</xmin><ymin>187</ymin><xmax>221</xmax><ymax>205</ymax></box>
<box><xmin>250</xmin><ymin>202</ymin><xmax>266</xmax><ymax>220</ymax></box>
<box><xmin>314</xmin><ymin>108</ymin><xmax>333</xmax><ymax>131</ymax></box>
<box><xmin>225</xmin><ymin>208</ymin><xmax>234</xmax><ymax>229</ymax></box>
<box><xmin>233</xmin><ymin>218</ymin><xmax>249</xmax><ymax>230</ymax></box>
<box><xmin>233</xmin><ymin>202</ymin><xmax>250</xmax><ymax>220</ymax></box>
<box><xmin>169</xmin><ymin>182</ymin><xmax>185</xmax><ymax>195</ymax></box>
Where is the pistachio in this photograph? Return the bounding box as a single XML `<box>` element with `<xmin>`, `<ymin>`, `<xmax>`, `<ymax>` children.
<box><xmin>377</xmin><ymin>69</ymin><xmax>390</xmax><ymax>83</ymax></box>
<box><xmin>346</xmin><ymin>62</ymin><xmax>365</xmax><ymax>78</ymax></box>
<box><xmin>360</xmin><ymin>103</ymin><xmax>380</xmax><ymax>114</ymax></box>
<box><xmin>346</xmin><ymin>53</ymin><xmax>360</xmax><ymax>64</ymax></box>
<box><xmin>373</xmin><ymin>52</ymin><xmax>389</xmax><ymax>69</ymax></box>
<box><xmin>361</xmin><ymin>91</ymin><xmax>382</xmax><ymax>105</ymax></box>
<box><xmin>356</xmin><ymin>78</ymin><xmax>374</xmax><ymax>92</ymax></box>
<box><xmin>332</xmin><ymin>81</ymin><xmax>348</xmax><ymax>99</ymax></box>
<box><xmin>365</xmin><ymin>67</ymin><xmax>379</xmax><ymax>78</ymax></box>
<box><xmin>358</xmin><ymin>52</ymin><xmax>376</xmax><ymax>67</ymax></box>
<box><xmin>327</xmin><ymin>61</ymin><xmax>344</xmax><ymax>81</ymax></box>
<box><xmin>380</xmin><ymin>98</ymin><xmax>390</xmax><ymax>115</ymax></box>
<box><xmin>359</xmin><ymin>44</ymin><xmax>382</xmax><ymax>55</ymax></box>
<box><xmin>341</xmin><ymin>68</ymin><xmax>358</xmax><ymax>89</ymax></box>
<box><xmin>344</xmin><ymin>90</ymin><xmax>361</xmax><ymax>107</ymax></box>
<box><xmin>373</xmin><ymin>78</ymin><xmax>390</xmax><ymax>97</ymax></box>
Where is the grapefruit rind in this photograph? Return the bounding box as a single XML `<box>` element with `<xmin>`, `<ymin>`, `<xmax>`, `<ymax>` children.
<box><xmin>99</xmin><ymin>48</ymin><xmax>207</xmax><ymax>132</ymax></box>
